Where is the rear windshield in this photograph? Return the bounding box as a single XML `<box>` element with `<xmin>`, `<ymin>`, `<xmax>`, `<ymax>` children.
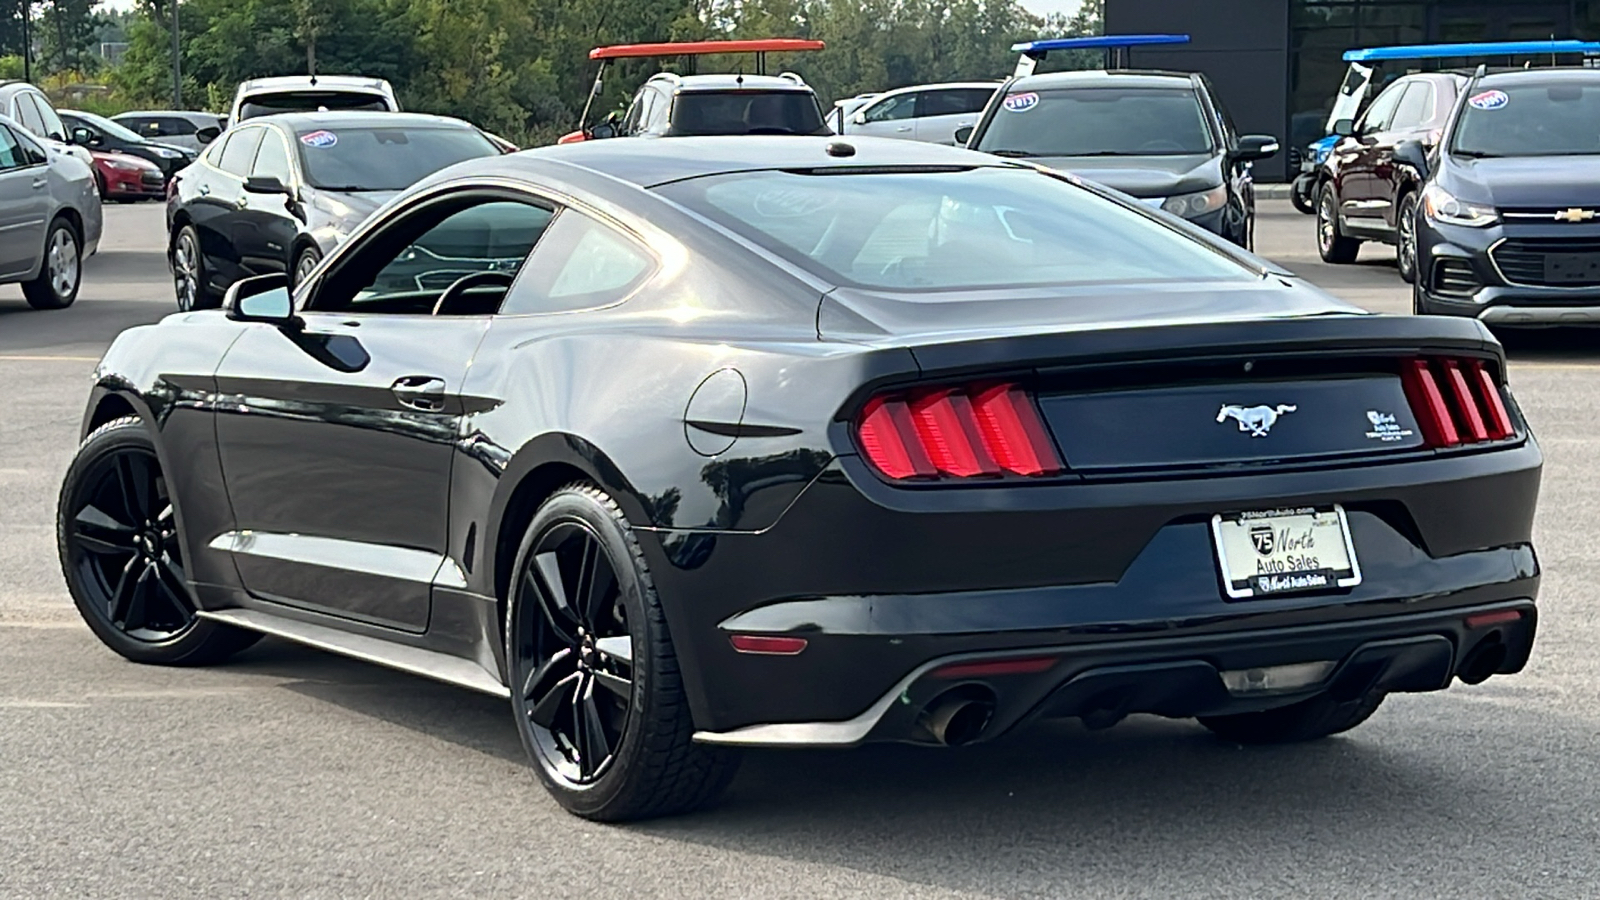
<box><xmin>1451</xmin><ymin>81</ymin><xmax>1600</xmax><ymax>158</ymax></box>
<box><xmin>657</xmin><ymin>167</ymin><xmax>1251</xmax><ymax>291</ymax></box>
<box><xmin>670</xmin><ymin>90</ymin><xmax>828</xmax><ymax>136</ymax></box>
<box><xmin>240</xmin><ymin>91</ymin><xmax>391</xmax><ymax>119</ymax></box>
<box><xmin>975</xmin><ymin>87</ymin><xmax>1214</xmax><ymax>157</ymax></box>
<box><xmin>293</xmin><ymin>125</ymin><xmax>497</xmax><ymax>191</ymax></box>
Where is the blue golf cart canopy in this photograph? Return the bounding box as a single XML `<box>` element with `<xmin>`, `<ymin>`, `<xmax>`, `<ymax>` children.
<box><xmin>1343</xmin><ymin>40</ymin><xmax>1600</xmax><ymax>62</ymax></box>
<box><xmin>1010</xmin><ymin>34</ymin><xmax>1190</xmax><ymax>76</ymax></box>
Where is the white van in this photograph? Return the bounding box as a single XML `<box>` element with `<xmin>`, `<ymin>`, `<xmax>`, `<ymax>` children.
<box><xmin>229</xmin><ymin>75</ymin><xmax>399</xmax><ymax>125</ymax></box>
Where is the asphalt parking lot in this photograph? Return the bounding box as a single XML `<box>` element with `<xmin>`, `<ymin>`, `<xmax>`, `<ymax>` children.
<box><xmin>3</xmin><ymin>199</ymin><xmax>1599</xmax><ymax>899</ymax></box>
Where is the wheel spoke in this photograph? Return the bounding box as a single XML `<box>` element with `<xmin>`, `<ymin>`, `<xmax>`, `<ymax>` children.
<box><xmin>115</xmin><ymin>453</ymin><xmax>153</xmax><ymax>522</ymax></box>
<box><xmin>107</xmin><ymin>556</ymin><xmax>139</xmax><ymax>623</ymax></box>
<box><xmin>121</xmin><ymin>563</ymin><xmax>155</xmax><ymax>631</ymax></box>
<box><xmin>154</xmin><ymin>555</ymin><xmax>194</xmax><ymax>618</ymax></box>
<box><xmin>529</xmin><ymin>670</ymin><xmax>581</xmax><ymax>729</ymax></box>
<box><xmin>592</xmin><ymin>668</ymin><xmax>632</xmax><ymax>700</ymax></box>
<box><xmin>521</xmin><ymin>647</ymin><xmax>575</xmax><ymax>702</ymax></box>
<box><xmin>593</xmin><ymin>635</ymin><xmax>632</xmax><ymax>665</ymax></box>
<box><xmin>73</xmin><ymin>505</ymin><xmax>136</xmax><ymax>555</ymax></box>
<box><xmin>524</xmin><ymin>566</ymin><xmax>578</xmax><ymax>645</ymax></box>
<box><xmin>532</xmin><ymin>549</ymin><xmax>582</xmax><ymax>628</ymax></box>
<box><xmin>576</xmin><ymin>676</ymin><xmax>611</xmax><ymax>775</ymax></box>
<box><xmin>579</xmin><ymin>542</ymin><xmax>615</xmax><ymax>627</ymax></box>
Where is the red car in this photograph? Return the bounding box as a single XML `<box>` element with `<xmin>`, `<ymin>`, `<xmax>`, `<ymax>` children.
<box><xmin>90</xmin><ymin>149</ymin><xmax>164</xmax><ymax>201</ymax></box>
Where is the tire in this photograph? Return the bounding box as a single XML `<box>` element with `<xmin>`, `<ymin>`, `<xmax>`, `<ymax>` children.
<box><xmin>94</xmin><ymin>173</ymin><xmax>108</xmax><ymax>199</ymax></box>
<box><xmin>1315</xmin><ymin>183</ymin><xmax>1360</xmax><ymax>264</ymax></box>
<box><xmin>1199</xmin><ymin>690</ymin><xmax>1385</xmax><ymax>745</ymax></box>
<box><xmin>171</xmin><ymin>224</ymin><xmax>219</xmax><ymax>311</ymax></box>
<box><xmin>22</xmin><ymin>217</ymin><xmax>81</xmax><ymax>310</ymax></box>
<box><xmin>1412</xmin><ymin>270</ymin><xmax>1429</xmax><ymax>315</ymax></box>
<box><xmin>58</xmin><ymin>416</ymin><xmax>261</xmax><ymax>666</ymax></box>
<box><xmin>1290</xmin><ymin>174</ymin><xmax>1316</xmax><ymax>215</ymax></box>
<box><xmin>506</xmin><ymin>482</ymin><xmax>739</xmax><ymax>821</ymax></box>
<box><xmin>290</xmin><ymin>245</ymin><xmax>322</xmax><ymax>289</ymax></box>
<box><xmin>1395</xmin><ymin>190</ymin><xmax>1420</xmax><ymax>284</ymax></box>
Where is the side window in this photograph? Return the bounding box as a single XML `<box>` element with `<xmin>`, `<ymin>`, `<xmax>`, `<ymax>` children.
<box><xmin>33</xmin><ymin>95</ymin><xmax>65</xmax><ymax>141</ymax></box>
<box><xmin>251</xmin><ymin>131</ymin><xmax>293</xmax><ymax>183</ymax></box>
<box><xmin>14</xmin><ymin>128</ymin><xmax>46</xmax><ymax>165</ymax></box>
<box><xmin>1391</xmin><ymin>82</ymin><xmax>1433</xmax><ymax>131</ymax></box>
<box><xmin>312</xmin><ymin>199</ymin><xmax>556</xmax><ymax>315</ymax></box>
<box><xmin>0</xmin><ymin>126</ymin><xmax>24</xmax><ymax>170</ymax></box>
<box><xmin>923</xmin><ymin>89</ymin><xmax>989</xmax><ymax>117</ymax></box>
<box><xmin>647</xmin><ymin>89</ymin><xmax>672</xmax><ymax>131</ymax></box>
<box><xmin>13</xmin><ymin>94</ymin><xmax>45</xmax><ymax>136</ymax></box>
<box><xmin>503</xmin><ymin>210</ymin><xmax>655</xmax><ymax>315</ymax></box>
<box><xmin>863</xmin><ymin>92</ymin><xmax>917</xmax><ymax>122</ymax></box>
<box><xmin>158</xmin><ymin>116</ymin><xmax>197</xmax><ymax>136</ymax></box>
<box><xmin>621</xmin><ymin>91</ymin><xmax>647</xmax><ymax>135</ymax></box>
<box><xmin>204</xmin><ymin>132</ymin><xmax>231</xmax><ymax>166</ymax></box>
<box><xmin>1358</xmin><ymin>81</ymin><xmax>1406</xmax><ymax>134</ymax></box>
<box><xmin>218</xmin><ymin>127</ymin><xmax>265</xmax><ymax>176</ymax></box>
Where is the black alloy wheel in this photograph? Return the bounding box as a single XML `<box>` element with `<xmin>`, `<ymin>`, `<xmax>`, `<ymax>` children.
<box><xmin>171</xmin><ymin>225</ymin><xmax>218</xmax><ymax>311</ymax></box>
<box><xmin>58</xmin><ymin>417</ymin><xmax>259</xmax><ymax>664</ymax></box>
<box><xmin>1396</xmin><ymin>191</ymin><xmax>1420</xmax><ymax>284</ymax></box>
<box><xmin>1316</xmin><ymin>183</ymin><xmax>1360</xmax><ymax>264</ymax></box>
<box><xmin>507</xmin><ymin>484</ymin><xmax>738</xmax><ymax>821</ymax></box>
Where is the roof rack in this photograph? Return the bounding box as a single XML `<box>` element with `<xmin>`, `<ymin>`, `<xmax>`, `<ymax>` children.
<box><xmin>1010</xmin><ymin>34</ymin><xmax>1190</xmax><ymax>77</ymax></box>
<box><xmin>577</xmin><ymin>38</ymin><xmax>826</xmax><ymax>131</ymax></box>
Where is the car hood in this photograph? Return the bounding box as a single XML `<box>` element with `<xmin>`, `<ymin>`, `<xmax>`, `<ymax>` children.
<box><xmin>818</xmin><ymin>276</ymin><xmax>1363</xmax><ymax>346</ymax></box>
<box><xmin>1025</xmin><ymin>153</ymin><xmax>1220</xmax><ymax>198</ymax></box>
<box><xmin>1449</xmin><ymin>155</ymin><xmax>1600</xmax><ymax>208</ymax></box>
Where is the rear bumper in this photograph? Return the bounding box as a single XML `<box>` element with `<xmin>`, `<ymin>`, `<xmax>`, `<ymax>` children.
<box><xmin>695</xmin><ymin>599</ymin><xmax>1536</xmax><ymax>746</ymax></box>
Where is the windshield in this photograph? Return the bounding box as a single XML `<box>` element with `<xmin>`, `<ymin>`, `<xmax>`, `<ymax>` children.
<box><xmin>294</xmin><ymin>125</ymin><xmax>497</xmax><ymax>191</ymax></box>
<box><xmin>976</xmin><ymin>87</ymin><xmax>1214</xmax><ymax>157</ymax></box>
<box><xmin>669</xmin><ymin>91</ymin><xmax>828</xmax><ymax>136</ymax></box>
<box><xmin>70</xmin><ymin>110</ymin><xmax>144</xmax><ymax>143</ymax></box>
<box><xmin>657</xmin><ymin>167</ymin><xmax>1251</xmax><ymax>292</ymax></box>
<box><xmin>241</xmin><ymin>91</ymin><xmax>390</xmax><ymax>120</ymax></box>
<box><xmin>1451</xmin><ymin>81</ymin><xmax>1600</xmax><ymax>157</ymax></box>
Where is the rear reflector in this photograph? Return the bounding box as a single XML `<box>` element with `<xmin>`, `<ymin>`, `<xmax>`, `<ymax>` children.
<box><xmin>857</xmin><ymin>382</ymin><xmax>1062</xmax><ymax>481</ymax></box>
<box><xmin>1402</xmin><ymin>357</ymin><xmax>1515</xmax><ymax>448</ymax></box>
<box><xmin>932</xmin><ymin>656</ymin><xmax>1057</xmax><ymax>679</ymax></box>
<box><xmin>729</xmin><ymin>634</ymin><xmax>808</xmax><ymax>655</ymax></box>
<box><xmin>1465</xmin><ymin>609</ymin><xmax>1523</xmax><ymax>629</ymax></box>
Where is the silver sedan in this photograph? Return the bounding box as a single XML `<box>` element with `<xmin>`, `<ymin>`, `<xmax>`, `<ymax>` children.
<box><xmin>0</xmin><ymin>113</ymin><xmax>102</xmax><ymax>309</ymax></box>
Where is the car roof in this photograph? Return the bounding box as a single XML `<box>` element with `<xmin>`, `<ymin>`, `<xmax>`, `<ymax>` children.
<box><xmin>112</xmin><ymin>110</ymin><xmax>220</xmax><ymax>120</ymax></box>
<box><xmin>1477</xmin><ymin>66</ymin><xmax>1600</xmax><ymax>87</ymax></box>
<box><xmin>491</xmin><ymin>134</ymin><xmax>1021</xmax><ymax>188</ymax></box>
<box><xmin>1008</xmin><ymin>70</ymin><xmax>1197</xmax><ymax>91</ymax></box>
<box><xmin>237</xmin><ymin>75</ymin><xmax>391</xmax><ymax>94</ymax></box>
<box><xmin>236</xmin><ymin>111</ymin><xmax>474</xmax><ymax>131</ymax></box>
<box><xmin>873</xmin><ymin>81</ymin><xmax>1002</xmax><ymax>96</ymax></box>
<box><xmin>660</xmin><ymin>74</ymin><xmax>815</xmax><ymax>93</ymax></box>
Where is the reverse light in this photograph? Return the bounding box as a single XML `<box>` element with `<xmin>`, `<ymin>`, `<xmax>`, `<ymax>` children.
<box><xmin>1422</xmin><ymin>183</ymin><xmax>1498</xmax><ymax>227</ymax></box>
<box><xmin>856</xmin><ymin>382</ymin><xmax>1062</xmax><ymax>481</ymax></box>
<box><xmin>1402</xmin><ymin>357</ymin><xmax>1515</xmax><ymax>448</ymax></box>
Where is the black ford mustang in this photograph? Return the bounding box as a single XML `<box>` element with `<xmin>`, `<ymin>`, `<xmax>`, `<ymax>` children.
<box><xmin>60</xmin><ymin>136</ymin><xmax>1541</xmax><ymax>821</ymax></box>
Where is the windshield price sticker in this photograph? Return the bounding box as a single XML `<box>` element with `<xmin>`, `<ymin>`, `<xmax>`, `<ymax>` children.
<box><xmin>1211</xmin><ymin>506</ymin><xmax>1361</xmax><ymax>599</ymax></box>
<box><xmin>1002</xmin><ymin>92</ymin><xmax>1039</xmax><ymax>113</ymax></box>
<box><xmin>1468</xmin><ymin>90</ymin><xmax>1508</xmax><ymax>110</ymax></box>
<box><xmin>300</xmin><ymin>130</ymin><xmax>338</xmax><ymax>148</ymax></box>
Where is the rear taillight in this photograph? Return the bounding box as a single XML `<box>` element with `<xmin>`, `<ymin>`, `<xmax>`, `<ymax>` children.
<box><xmin>1401</xmin><ymin>357</ymin><xmax>1514</xmax><ymax>448</ymax></box>
<box><xmin>856</xmin><ymin>382</ymin><xmax>1062</xmax><ymax>480</ymax></box>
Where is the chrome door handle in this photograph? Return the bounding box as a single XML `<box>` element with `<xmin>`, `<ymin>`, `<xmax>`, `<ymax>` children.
<box><xmin>895</xmin><ymin>126</ymin><xmax>913</xmax><ymax>132</ymax></box>
<box><xmin>391</xmin><ymin>376</ymin><xmax>447</xmax><ymax>412</ymax></box>
<box><xmin>30</xmin><ymin>177</ymin><xmax>46</xmax><ymax>190</ymax></box>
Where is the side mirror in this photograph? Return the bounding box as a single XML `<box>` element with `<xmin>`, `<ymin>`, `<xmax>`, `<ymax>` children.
<box><xmin>244</xmin><ymin>175</ymin><xmax>290</xmax><ymax>194</ymax></box>
<box><xmin>587</xmin><ymin>121</ymin><xmax>618</xmax><ymax>140</ymax></box>
<box><xmin>1392</xmin><ymin>139</ymin><xmax>1431</xmax><ymax>180</ymax></box>
<box><xmin>196</xmin><ymin>126</ymin><xmax>221</xmax><ymax>143</ymax></box>
<box><xmin>70</xmin><ymin>127</ymin><xmax>93</xmax><ymax>146</ymax></box>
<box><xmin>225</xmin><ymin>274</ymin><xmax>299</xmax><ymax>329</ymax></box>
<box><xmin>218</xmin><ymin>117</ymin><xmax>230</xmax><ymax>130</ymax></box>
<box><xmin>1234</xmin><ymin>134</ymin><xmax>1280</xmax><ymax>161</ymax></box>
<box><xmin>851</xmin><ymin>109</ymin><xmax>867</xmax><ymax>125</ymax></box>
<box><xmin>1331</xmin><ymin>118</ymin><xmax>1355</xmax><ymax>138</ymax></box>
<box><xmin>954</xmin><ymin>125</ymin><xmax>974</xmax><ymax>146</ymax></box>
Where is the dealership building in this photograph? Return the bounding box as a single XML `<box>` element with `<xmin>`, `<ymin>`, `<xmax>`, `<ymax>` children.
<box><xmin>1105</xmin><ymin>0</ymin><xmax>1600</xmax><ymax>180</ymax></box>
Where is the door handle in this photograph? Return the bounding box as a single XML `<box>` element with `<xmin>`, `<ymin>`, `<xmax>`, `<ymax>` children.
<box><xmin>30</xmin><ymin>177</ymin><xmax>46</xmax><ymax>190</ymax></box>
<box><xmin>895</xmin><ymin>126</ymin><xmax>913</xmax><ymax>132</ymax></box>
<box><xmin>391</xmin><ymin>375</ymin><xmax>447</xmax><ymax>412</ymax></box>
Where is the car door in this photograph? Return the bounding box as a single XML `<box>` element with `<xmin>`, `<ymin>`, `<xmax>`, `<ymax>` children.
<box><xmin>914</xmin><ymin>88</ymin><xmax>992</xmax><ymax>144</ymax></box>
<box><xmin>232</xmin><ymin>127</ymin><xmax>300</xmax><ymax>276</ymax></box>
<box><xmin>1378</xmin><ymin>81</ymin><xmax>1436</xmax><ymax>230</ymax></box>
<box><xmin>850</xmin><ymin>91</ymin><xmax>919</xmax><ymax>139</ymax></box>
<box><xmin>195</xmin><ymin>125</ymin><xmax>264</xmax><ymax>288</ymax></box>
<box><xmin>210</xmin><ymin>190</ymin><xmax>557</xmax><ymax>632</ymax></box>
<box><xmin>0</xmin><ymin>124</ymin><xmax>49</xmax><ymax>279</ymax></box>
<box><xmin>1335</xmin><ymin>79</ymin><xmax>1405</xmax><ymax>228</ymax></box>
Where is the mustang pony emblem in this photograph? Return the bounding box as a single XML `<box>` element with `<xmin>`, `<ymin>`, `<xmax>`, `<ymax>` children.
<box><xmin>1217</xmin><ymin>403</ymin><xmax>1297</xmax><ymax>437</ymax></box>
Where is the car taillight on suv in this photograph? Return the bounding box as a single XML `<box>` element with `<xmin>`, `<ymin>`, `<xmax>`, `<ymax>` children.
<box><xmin>1401</xmin><ymin>357</ymin><xmax>1515</xmax><ymax>447</ymax></box>
<box><xmin>856</xmin><ymin>382</ymin><xmax>1062</xmax><ymax>480</ymax></box>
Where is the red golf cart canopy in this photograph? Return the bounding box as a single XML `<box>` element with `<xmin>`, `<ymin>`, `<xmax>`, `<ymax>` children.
<box><xmin>589</xmin><ymin>39</ymin><xmax>826</xmax><ymax>60</ymax></box>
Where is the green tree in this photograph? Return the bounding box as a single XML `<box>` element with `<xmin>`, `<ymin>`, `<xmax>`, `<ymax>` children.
<box><xmin>38</xmin><ymin>0</ymin><xmax>102</xmax><ymax>75</ymax></box>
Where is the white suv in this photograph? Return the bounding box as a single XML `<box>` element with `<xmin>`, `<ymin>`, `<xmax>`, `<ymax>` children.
<box><xmin>229</xmin><ymin>75</ymin><xmax>398</xmax><ymax>125</ymax></box>
<box><xmin>837</xmin><ymin>82</ymin><xmax>998</xmax><ymax>145</ymax></box>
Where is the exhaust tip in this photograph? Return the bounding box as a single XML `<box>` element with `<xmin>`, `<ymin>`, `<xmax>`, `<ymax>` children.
<box><xmin>919</xmin><ymin>687</ymin><xmax>996</xmax><ymax>747</ymax></box>
<box><xmin>1459</xmin><ymin>634</ymin><xmax>1508</xmax><ymax>685</ymax></box>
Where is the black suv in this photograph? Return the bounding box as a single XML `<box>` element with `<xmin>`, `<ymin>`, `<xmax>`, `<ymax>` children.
<box><xmin>1410</xmin><ymin>68</ymin><xmax>1600</xmax><ymax>324</ymax></box>
<box><xmin>960</xmin><ymin>70</ymin><xmax>1277</xmax><ymax>248</ymax></box>
<box><xmin>61</xmin><ymin>110</ymin><xmax>197</xmax><ymax>181</ymax></box>
<box><xmin>1316</xmin><ymin>72</ymin><xmax>1466</xmax><ymax>281</ymax></box>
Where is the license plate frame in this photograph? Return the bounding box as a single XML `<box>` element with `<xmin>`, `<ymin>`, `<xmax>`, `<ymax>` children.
<box><xmin>1210</xmin><ymin>505</ymin><xmax>1361</xmax><ymax>600</ymax></box>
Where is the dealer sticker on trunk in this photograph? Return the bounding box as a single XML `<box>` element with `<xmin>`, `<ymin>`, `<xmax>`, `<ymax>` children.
<box><xmin>1211</xmin><ymin>505</ymin><xmax>1361</xmax><ymax>599</ymax></box>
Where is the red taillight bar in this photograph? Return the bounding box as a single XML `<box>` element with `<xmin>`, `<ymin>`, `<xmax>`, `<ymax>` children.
<box><xmin>857</xmin><ymin>382</ymin><xmax>1063</xmax><ymax>481</ymax></box>
<box><xmin>1403</xmin><ymin>357</ymin><xmax>1516</xmax><ymax>448</ymax></box>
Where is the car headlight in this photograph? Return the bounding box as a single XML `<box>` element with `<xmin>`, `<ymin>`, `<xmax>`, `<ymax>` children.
<box><xmin>1422</xmin><ymin>183</ymin><xmax>1497</xmax><ymax>227</ymax></box>
<box><xmin>105</xmin><ymin>157</ymin><xmax>142</xmax><ymax>171</ymax></box>
<box><xmin>152</xmin><ymin>148</ymin><xmax>180</xmax><ymax>159</ymax></box>
<box><xmin>1161</xmin><ymin>185</ymin><xmax>1228</xmax><ymax>218</ymax></box>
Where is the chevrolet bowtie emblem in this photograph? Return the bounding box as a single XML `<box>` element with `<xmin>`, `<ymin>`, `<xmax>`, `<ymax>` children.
<box><xmin>1555</xmin><ymin>208</ymin><xmax>1596</xmax><ymax>223</ymax></box>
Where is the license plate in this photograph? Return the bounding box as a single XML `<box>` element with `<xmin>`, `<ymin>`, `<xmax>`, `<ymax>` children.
<box><xmin>1545</xmin><ymin>252</ymin><xmax>1600</xmax><ymax>284</ymax></box>
<box><xmin>1210</xmin><ymin>505</ymin><xmax>1361</xmax><ymax>599</ymax></box>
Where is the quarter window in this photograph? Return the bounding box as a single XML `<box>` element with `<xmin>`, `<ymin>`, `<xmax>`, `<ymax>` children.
<box><xmin>502</xmin><ymin>211</ymin><xmax>655</xmax><ymax>315</ymax></box>
<box><xmin>33</xmin><ymin>96</ymin><xmax>65</xmax><ymax>141</ymax></box>
<box><xmin>251</xmin><ymin>132</ymin><xmax>293</xmax><ymax>183</ymax></box>
<box><xmin>13</xmin><ymin>94</ymin><xmax>45</xmax><ymax>136</ymax></box>
<box><xmin>219</xmin><ymin>127</ymin><xmax>265</xmax><ymax>176</ymax></box>
<box><xmin>0</xmin><ymin>126</ymin><xmax>25</xmax><ymax>169</ymax></box>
